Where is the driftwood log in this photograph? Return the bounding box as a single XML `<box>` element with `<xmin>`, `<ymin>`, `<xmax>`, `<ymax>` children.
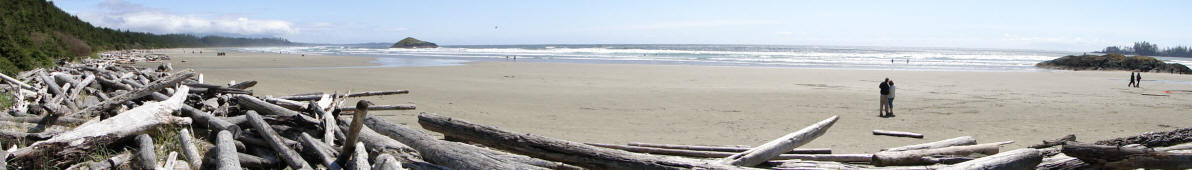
<box><xmin>178</xmin><ymin>128</ymin><xmax>202</xmax><ymax>170</ymax></box>
<box><xmin>367</xmin><ymin>114</ymin><xmax>574</xmax><ymax>169</ymax></box>
<box><xmin>298</xmin><ymin>132</ymin><xmax>340</xmax><ymax>169</ymax></box>
<box><xmin>372</xmin><ymin>154</ymin><xmax>404</xmax><ymax>170</ymax></box>
<box><xmin>336</xmin><ymin>116</ymin><xmax>423</xmax><ymax>164</ymax></box>
<box><xmin>872</xmin><ymin>130</ymin><xmax>924</xmax><ymax>138</ymax></box>
<box><xmin>942</xmin><ymin>148</ymin><xmax>1042</xmax><ymax>170</ymax></box>
<box><xmin>338</xmin><ymin>104</ymin><xmax>416</xmax><ymax>112</ymax></box>
<box><xmin>721</xmin><ymin>115</ymin><xmax>839</xmax><ymax>166</ymax></box>
<box><xmin>1029</xmin><ymin>134</ymin><xmax>1076</xmax><ymax>149</ymax></box>
<box><xmin>627</xmin><ymin>142</ymin><xmax>830</xmax><ymax>154</ymax></box>
<box><xmin>882</xmin><ymin>136</ymin><xmax>977</xmax><ymax>152</ymax></box>
<box><xmin>135</xmin><ymin>134</ymin><xmax>157</xmax><ymax>169</ymax></box>
<box><xmin>234</xmin><ymin>94</ymin><xmax>320</xmax><ymax>126</ymax></box>
<box><xmin>244</xmin><ymin>111</ymin><xmax>313</xmax><ymax>170</ymax></box>
<box><xmin>70</xmin><ymin>71</ymin><xmax>193</xmax><ymax>118</ymax></box>
<box><xmin>587</xmin><ymin>143</ymin><xmax>869</xmax><ymax>162</ymax></box>
<box><xmin>10</xmin><ymin>85</ymin><xmax>192</xmax><ymax>168</ymax></box>
<box><xmin>416</xmin><ymin>112</ymin><xmax>742</xmax><ymax>170</ymax></box>
<box><xmin>872</xmin><ymin>141</ymin><xmax>1012</xmax><ymax>166</ymax></box>
<box><xmin>1061</xmin><ymin>143</ymin><xmax>1192</xmax><ymax>169</ymax></box>
<box><xmin>1095</xmin><ymin>128</ymin><xmax>1192</xmax><ymax>147</ymax></box>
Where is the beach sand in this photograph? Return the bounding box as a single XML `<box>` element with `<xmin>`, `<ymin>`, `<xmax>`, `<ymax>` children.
<box><xmin>157</xmin><ymin>48</ymin><xmax>1192</xmax><ymax>154</ymax></box>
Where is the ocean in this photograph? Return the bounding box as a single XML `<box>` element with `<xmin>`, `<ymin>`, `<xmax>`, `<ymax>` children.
<box><xmin>235</xmin><ymin>44</ymin><xmax>1095</xmax><ymax>71</ymax></box>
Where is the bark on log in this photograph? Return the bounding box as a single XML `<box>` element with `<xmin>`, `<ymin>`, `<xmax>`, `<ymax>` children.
<box><xmin>346</xmin><ymin>90</ymin><xmax>409</xmax><ymax>97</ymax></box>
<box><xmin>9</xmin><ymin>86</ymin><xmax>192</xmax><ymax>168</ymax></box>
<box><xmin>298</xmin><ymin>132</ymin><xmax>340</xmax><ymax>169</ymax></box>
<box><xmin>942</xmin><ymin>148</ymin><xmax>1042</xmax><ymax>170</ymax></box>
<box><xmin>721</xmin><ymin>115</ymin><xmax>839</xmax><ymax>166</ymax></box>
<box><xmin>135</xmin><ymin>134</ymin><xmax>157</xmax><ymax>169</ymax></box>
<box><xmin>872</xmin><ymin>141</ymin><xmax>1012</xmax><ymax>166</ymax></box>
<box><xmin>341</xmin><ymin>101</ymin><xmax>372</xmax><ymax>165</ymax></box>
<box><xmin>0</xmin><ymin>116</ymin><xmax>84</xmax><ymax>125</ymax></box>
<box><xmin>366</xmin><ymin>115</ymin><xmax>560</xmax><ymax>169</ymax></box>
<box><xmin>1095</xmin><ymin>128</ymin><xmax>1192</xmax><ymax>147</ymax></box>
<box><xmin>587</xmin><ymin>143</ymin><xmax>869</xmax><ymax>162</ymax></box>
<box><xmin>70</xmin><ymin>71</ymin><xmax>193</xmax><ymax>117</ymax></box>
<box><xmin>234</xmin><ymin>94</ymin><xmax>320</xmax><ymax>126</ymax></box>
<box><xmin>178</xmin><ymin>129</ymin><xmax>202</xmax><ymax>170</ymax></box>
<box><xmin>1157</xmin><ymin>142</ymin><xmax>1192</xmax><ymax>151</ymax></box>
<box><xmin>339</xmin><ymin>104</ymin><xmax>417</xmax><ymax>112</ymax></box>
<box><xmin>264</xmin><ymin>97</ymin><xmax>307</xmax><ymax>111</ymax></box>
<box><xmin>244</xmin><ymin>111</ymin><xmax>313</xmax><ymax>170</ymax></box>
<box><xmin>372</xmin><ymin>154</ymin><xmax>405</xmax><ymax>170</ymax></box>
<box><xmin>1029</xmin><ymin>134</ymin><xmax>1076</xmax><ymax>149</ymax></box>
<box><xmin>873</xmin><ymin>130</ymin><xmax>924</xmax><ymax>138</ymax></box>
<box><xmin>1035</xmin><ymin>153</ymin><xmax>1088</xmax><ymax>170</ymax></box>
<box><xmin>238</xmin><ymin>153</ymin><xmax>281</xmax><ymax>168</ymax></box>
<box><xmin>627</xmin><ymin>142</ymin><xmax>830</xmax><ymax>154</ymax></box>
<box><xmin>882</xmin><ymin>136</ymin><xmax>977</xmax><ymax>152</ymax></box>
<box><xmin>415</xmin><ymin>112</ymin><xmax>742</xmax><ymax>170</ymax></box>
<box><xmin>1061</xmin><ymin>143</ymin><xmax>1192</xmax><ymax>169</ymax></box>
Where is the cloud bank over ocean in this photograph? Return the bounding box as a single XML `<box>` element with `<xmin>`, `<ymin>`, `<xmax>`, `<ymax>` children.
<box><xmin>73</xmin><ymin>0</ymin><xmax>297</xmax><ymax>37</ymax></box>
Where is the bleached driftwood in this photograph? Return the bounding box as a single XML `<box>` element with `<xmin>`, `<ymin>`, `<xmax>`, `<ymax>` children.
<box><xmin>0</xmin><ymin>72</ymin><xmax>34</xmax><ymax>90</ymax></box>
<box><xmin>366</xmin><ymin>114</ymin><xmax>566</xmax><ymax>169</ymax></box>
<box><xmin>234</xmin><ymin>94</ymin><xmax>319</xmax><ymax>126</ymax></box>
<box><xmin>244</xmin><ymin>111</ymin><xmax>313</xmax><ymax>170</ymax></box>
<box><xmin>872</xmin><ymin>141</ymin><xmax>1012</xmax><ymax>166</ymax></box>
<box><xmin>1029</xmin><ymin>134</ymin><xmax>1075</xmax><ymax>149</ymax></box>
<box><xmin>1034</xmin><ymin>153</ymin><xmax>1088</xmax><ymax>170</ymax></box>
<box><xmin>338</xmin><ymin>104</ymin><xmax>417</xmax><ymax>112</ymax></box>
<box><xmin>70</xmin><ymin>71</ymin><xmax>193</xmax><ymax>118</ymax></box>
<box><xmin>882</xmin><ymin>136</ymin><xmax>977</xmax><ymax>152</ymax></box>
<box><xmin>627</xmin><ymin>142</ymin><xmax>830</xmax><ymax>154</ymax></box>
<box><xmin>279</xmin><ymin>90</ymin><xmax>408</xmax><ymax>101</ymax></box>
<box><xmin>298</xmin><ymin>132</ymin><xmax>340</xmax><ymax>169</ymax></box>
<box><xmin>135</xmin><ymin>134</ymin><xmax>157</xmax><ymax>169</ymax></box>
<box><xmin>873</xmin><ymin>130</ymin><xmax>924</xmax><ymax>138</ymax></box>
<box><xmin>372</xmin><ymin>154</ymin><xmax>405</xmax><ymax>170</ymax></box>
<box><xmin>416</xmin><ymin>112</ymin><xmax>741</xmax><ymax>170</ymax></box>
<box><xmin>942</xmin><ymin>148</ymin><xmax>1042</xmax><ymax>170</ymax></box>
<box><xmin>1061</xmin><ymin>143</ymin><xmax>1192</xmax><ymax>169</ymax></box>
<box><xmin>9</xmin><ymin>85</ymin><xmax>192</xmax><ymax>168</ymax></box>
<box><xmin>721</xmin><ymin>115</ymin><xmax>839</xmax><ymax>166</ymax></box>
<box><xmin>587</xmin><ymin>143</ymin><xmax>870</xmax><ymax>162</ymax></box>
<box><xmin>350</xmin><ymin>142</ymin><xmax>371</xmax><ymax>170</ymax></box>
<box><xmin>336</xmin><ymin>116</ymin><xmax>423</xmax><ymax>164</ymax></box>
<box><xmin>163</xmin><ymin>151</ymin><xmax>178</xmax><ymax>170</ymax></box>
<box><xmin>178</xmin><ymin>129</ymin><xmax>202</xmax><ymax>170</ymax></box>
<box><xmin>339</xmin><ymin>101</ymin><xmax>372</xmax><ymax>166</ymax></box>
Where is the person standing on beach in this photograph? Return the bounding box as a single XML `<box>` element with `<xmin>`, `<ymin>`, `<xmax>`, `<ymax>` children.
<box><xmin>1130</xmin><ymin>72</ymin><xmax>1139</xmax><ymax>87</ymax></box>
<box><xmin>1129</xmin><ymin>72</ymin><xmax>1136</xmax><ymax>87</ymax></box>
<box><xmin>878</xmin><ymin>78</ymin><xmax>890</xmax><ymax>117</ymax></box>
<box><xmin>887</xmin><ymin>80</ymin><xmax>896</xmax><ymax>116</ymax></box>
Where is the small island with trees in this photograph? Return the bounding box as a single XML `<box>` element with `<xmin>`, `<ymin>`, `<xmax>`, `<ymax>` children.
<box><xmin>390</xmin><ymin>37</ymin><xmax>438</xmax><ymax>48</ymax></box>
<box><xmin>1036</xmin><ymin>41</ymin><xmax>1192</xmax><ymax>74</ymax></box>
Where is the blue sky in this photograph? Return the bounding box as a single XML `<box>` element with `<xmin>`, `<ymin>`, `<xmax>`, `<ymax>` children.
<box><xmin>53</xmin><ymin>0</ymin><xmax>1192</xmax><ymax>51</ymax></box>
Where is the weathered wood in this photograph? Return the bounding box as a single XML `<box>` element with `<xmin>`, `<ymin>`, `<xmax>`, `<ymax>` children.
<box><xmin>1157</xmin><ymin>142</ymin><xmax>1192</xmax><ymax>151</ymax></box>
<box><xmin>0</xmin><ymin>72</ymin><xmax>35</xmax><ymax>90</ymax></box>
<box><xmin>339</xmin><ymin>104</ymin><xmax>417</xmax><ymax>112</ymax></box>
<box><xmin>1095</xmin><ymin>128</ymin><xmax>1192</xmax><ymax>147</ymax></box>
<box><xmin>366</xmin><ymin>115</ymin><xmax>559</xmax><ymax>169</ymax></box>
<box><xmin>415</xmin><ymin>112</ymin><xmax>742</xmax><ymax>170</ymax></box>
<box><xmin>340</xmin><ymin>100</ymin><xmax>372</xmax><ymax>167</ymax></box>
<box><xmin>1035</xmin><ymin>153</ymin><xmax>1089</xmax><ymax>170</ymax></box>
<box><xmin>1029</xmin><ymin>134</ymin><xmax>1076</xmax><ymax>149</ymax></box>
<box><xmin>943</xmin><ymin>148</ymin><xmax>1042</xmax><ymax>170</ymax></box>
<box><xmin>238</xmin><ymin>153</ymin><xmax>281</xmax><ymax>168</ymax></box>
<box><xmin>0</xmin><ymin>116</ymin><xmax>84</xmax><ymax>125</ymax></box>
<box><xmin>178</xmin><ymin>129</ymin><xmax>202</xmax><ymax>170</ymax></box>
<box><xmin>336</xmin><ymin>116</ymin><xmax>423</xmax><ymax>164</ymax></box>
<box><xmin>163</xmin><ymin>151</ymin><xmax>178</xmax><ymax>170</ymax></box>
<box><xmin>350</xmin><ymin>142</ymin><xmax>371</xmax><ymax>170</ymax></box>
<box><xmin>1061</xmin><ymin>143</ymin><xmax>1192</xmax><ymax>169</ymax></box>
<box><xmin>280</xmin><ymin>90</ymin><xmax>408</xmax><ymax>101</ymax></box>
<box><xmin>721</xmin><ymin>115</ymin><xmax>839</xmax><ymax>166</ymax></box>
<box><xmin>872</xmin><ymin>141</ymin><xmax>1012</xmax><ymax>166</ymax></box>
<box><xmin>588</xmin><ymin>143</ymin><xmax>870</xmax><ymax>162</ymax></box>
<box><xmin>298</xmin><ymin>132</ymin><xmax>340</xmax><ymax>169</ymax></box>
<box><xmin>234</xmin><ymin>94</ymin><xmax>320</xmax><ymax>126</ymax></box>
<box><xmin>372</xmin><ymin>154</ymin><xmax>405</xmax><ymax>170</ymax></box>
<box><xmin>9</xmin><ymin>85</ymin><xmax>192</xmax><ymax>168</ymax></box>
<box><xmin>38</xmin><ymin>71</ymin><xmax>65</xmax><ymax>97</ymax></box>
<box><xmin>85</xmin><ymin>152</ymin><xmax>132</xmax><ymax>170</ymax></box>
<box><xmin>264</xmin><ymin>96</ymin><xmax>307</xmax><ymax>111</ymax></box>
<box><xmin>180</xmin><ymin>105</ymin><xmax>242</xmax><ymax>138</ymax></box>
<box><xmin>315</xmin><ymin>102</ymin><xmax>339</xmax><ymax>146</ymax></box>
<box><xmin>627</xmin><ymin>142</ymin><xmax>830</xmax><ymax>154</ymax></box>
<box><xmin>873</xmin><ymin>130</ymin><xmax>924</xmax><ymax>138</ymax></box>
<box><xmin>135</xmin><ymin>134</ymin><xmax>157</xmax><ymax>169</ymax></box>
<box><xmin>70</xmin><ymin>71</ymin><xmax>193</xmax><ymax>117</ymax></box>
<box><xmin>228</xmin><ymin>80</ymin><xmax>257</xmax><ymax>89</ymax></box>
<box><xmin>96</xmin><ymin>76</ymin><xmax>133</xmax><ymax>91</ymax></box>
<box><xmin>882</xmin><ymin>136</ymin><xmax>977</xmax><ymax>152</ymax></box>
<box><xmin>244</xmin><ymin>111</ymin><xmax>313</xmax><ymax>170</ymax></box>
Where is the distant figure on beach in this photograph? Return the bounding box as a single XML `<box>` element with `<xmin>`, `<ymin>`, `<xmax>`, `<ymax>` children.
<box><xmin>887</xmin><ymin>80</ymin><xmax>896</xmax><ymax>116</ymax></box>
<box><xmin>1129</xmin><ymin>72</ymin><xmax>1137</xmax><ymax>87</ymax></box>
<box><xmin>1135</xmin><ymin>72</ymin><xmax>1142</xmax><ymax>88</ymax></box>
<box><xmin>878</xmin><ymin>78</ymin><xmax>891</xmax><ymax>117</ymax></box>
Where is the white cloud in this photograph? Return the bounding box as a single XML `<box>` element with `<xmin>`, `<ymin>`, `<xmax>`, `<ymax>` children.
<box><xmin>75</xmin><ymin>0</ymin><xmax>297</xmax><ymax>37</ymax></box>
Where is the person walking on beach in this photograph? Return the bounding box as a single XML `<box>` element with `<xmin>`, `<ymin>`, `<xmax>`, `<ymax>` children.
<box><xmin>1129</xmin><ymin>72</ymin><xmax>1137</xmax><ymax>87</ymax></box>
<box><xmin>887</xmin><ymin>80</ymin><xmax>896</xmax><ymax>116</ymax></box>
<box><xmin>878</xmin><ymin>78</ymin><xmax>890</xmax><ymax>117</ymax></box>
<box><xmin>1130</xmin><ymin>72</ymin><xmax>1139</xmax><ymax>87</ymax></box>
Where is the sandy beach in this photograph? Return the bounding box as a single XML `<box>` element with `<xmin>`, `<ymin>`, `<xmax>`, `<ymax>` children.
<box><xmin>159</xmin><ymin>48</ymin><xmax>1192</xmax><ymax>154</ymax></box>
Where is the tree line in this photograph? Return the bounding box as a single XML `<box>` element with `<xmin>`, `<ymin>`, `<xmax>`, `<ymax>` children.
<box><xmin>0</xmin><ymin>0</ymin><xmax>296</xmax><ymax>74</ymax></box>
<box><xmin>1098</xmin><ymin>41</ymin><xmax>1192</xmax><ymax>58</ymax></box>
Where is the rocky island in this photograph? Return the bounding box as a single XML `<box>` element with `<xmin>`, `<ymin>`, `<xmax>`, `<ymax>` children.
<box><xmin>1036</xmin><ymin>54</ymin><xmax>1191</xmax><ymax>74</ymax></box>
<box><xmin>390</xmin><ymin>37</ymin><xmax>439</xmax><ymax>48</ymax></box>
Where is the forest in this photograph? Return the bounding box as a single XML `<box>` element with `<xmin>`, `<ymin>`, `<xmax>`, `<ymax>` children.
<box><xmin>1098</xmin><ymin>41</ymin><xmax>1192</xmax><ymax>58</ymax></box>
<box><xmin>0</xmin><ymin>0</ymin><xmax>295</xmax><ymax>74</ymax></box>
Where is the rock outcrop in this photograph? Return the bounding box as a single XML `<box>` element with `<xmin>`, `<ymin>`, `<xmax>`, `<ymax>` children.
<box><xmin>1036</xmin><ymin>54</ymin><xmax>1191</xmax><ymax>74</ymax></box>
<box><xmin>391</xmin><ymin>37</ymin><xmax>438</xmax><ymax>48</ymax></box>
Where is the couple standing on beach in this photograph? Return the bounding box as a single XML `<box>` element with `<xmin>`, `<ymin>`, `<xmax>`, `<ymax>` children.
<box><xmin>878</xmin><ymin>78</ymin><xmax>895</xmax><ymax>117</ymax></box>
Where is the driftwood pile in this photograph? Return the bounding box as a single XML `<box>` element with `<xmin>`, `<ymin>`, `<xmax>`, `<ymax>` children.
<box><xmin>0</xmin><ymin>50</ymin><xmax>1187</xmax><ymax>169</ymax></box>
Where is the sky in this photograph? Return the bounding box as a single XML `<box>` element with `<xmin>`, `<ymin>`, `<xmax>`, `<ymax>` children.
<box><xmin>52</xmin><ymin>0</ymin><xmax>1192</xmax><ymax>51</ymax></box>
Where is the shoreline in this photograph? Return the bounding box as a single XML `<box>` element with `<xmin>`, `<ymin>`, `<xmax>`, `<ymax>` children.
<box><xmin>158</xmin><ymin>48</ymin><xmax>1192</xmax><ymax>154</ymax></box>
